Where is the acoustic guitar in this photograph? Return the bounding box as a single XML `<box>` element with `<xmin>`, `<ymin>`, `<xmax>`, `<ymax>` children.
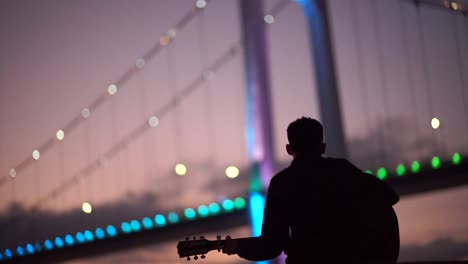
<box><xmin>177</xmin><ymin>235</ymin><xmax>232</xmax><ymax>260</ymax></box>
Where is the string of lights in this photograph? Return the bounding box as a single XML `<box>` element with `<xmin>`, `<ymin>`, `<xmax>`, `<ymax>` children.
<box><xmin>1</xmin><ymin>0</ymin><xmax>291</xmax><ymax>225</ymax></box>
<box><xmin>0</xmin><ymin>0</ymin><xmax>212</xmax><ymax>187</ymax></box>
<box><xmin>370</xmin><ymin>0</ymin><xmax>391</xmax><ymax>167</ymax></box>
<box><xmin>398</xmin><ymin>0</ymin><xmax>424</xmax><ymax>161</ymax></box>
<box><xmin>29</xmin><ymin>41</ymin><xmax>243</xmax><ymax>212</ymax></box>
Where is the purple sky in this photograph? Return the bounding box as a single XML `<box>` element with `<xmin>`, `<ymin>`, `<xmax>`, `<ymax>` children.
<box><xmin>0</xmin><ymin>0</ymin><xmax>467</xmax><ymax>262</ymax></box>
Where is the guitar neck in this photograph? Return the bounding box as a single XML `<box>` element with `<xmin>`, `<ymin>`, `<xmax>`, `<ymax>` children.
<box><xmin>177</xmin><ymin>235</ymin><xmax>244</xmax><ymax>259</ymax></box>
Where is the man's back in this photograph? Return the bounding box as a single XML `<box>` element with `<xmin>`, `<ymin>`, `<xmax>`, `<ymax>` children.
<box><xmin>271</xmin><ymin>156</ymin><xmax>400</xmax><ymax>263</ymax></box>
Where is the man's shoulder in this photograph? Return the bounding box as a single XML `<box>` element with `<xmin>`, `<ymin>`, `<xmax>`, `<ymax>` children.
<box><xmin>323</xmin><ymin>157</ymin><xmax>361</xmax><ymax>170</ymax></box>
<box><xmin>270</xmin><ymin>166</ymin><xmax>291</xmax><ymax>182</ymax></box>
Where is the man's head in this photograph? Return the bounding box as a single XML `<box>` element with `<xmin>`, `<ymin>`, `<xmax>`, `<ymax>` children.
<box><xmin>286</xmin><ymin>117</ymin><xmax>326</xmax><ymax>157</ymax></box>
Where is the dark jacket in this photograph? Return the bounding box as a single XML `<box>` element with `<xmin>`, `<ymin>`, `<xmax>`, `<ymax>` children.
<box><xmin>235</xmin><ymin>156</ymin><xmax>400</xmax><ymax>263</ymax></box>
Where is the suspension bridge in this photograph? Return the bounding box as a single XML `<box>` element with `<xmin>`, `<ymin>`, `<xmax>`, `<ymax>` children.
<box><xmin>0</xmin><ymin>0</ymin><xmax>467</xmax><ymax>263</ymax></box>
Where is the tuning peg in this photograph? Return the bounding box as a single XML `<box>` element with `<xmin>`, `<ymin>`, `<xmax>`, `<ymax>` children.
<box><xmin>201</xmin><ymin>254</ymin><xmax>206</xmax><ymax>259</ymax></box>
<box><xmin>194</xmin><ymin>255</ymin><xmax>199</xmax><ymax>260</ymax></box>
<box><xmin>186</xmin><ymin>256</ymin><xmax>190</xmax><ymax>261</ymax></box>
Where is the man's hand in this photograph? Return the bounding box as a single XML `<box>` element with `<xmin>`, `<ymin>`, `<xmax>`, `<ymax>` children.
<box><xmin>222</xmin><ymin>236</ymin><xmax>238</xmax><ymax>255</ymax></box>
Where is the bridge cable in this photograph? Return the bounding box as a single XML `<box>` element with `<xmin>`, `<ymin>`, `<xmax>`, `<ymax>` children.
<box><xmin>370</xmin><ymin>0</ymin><xmax>391</xmax><ymax>167</ymax></box>
<box><xmin>349</xmin><ymin>0</ymin><xmax>375</xmax><ymax>170</ymax></box>
<box><xmin>414</xmin><ymin>1</ymin><xmax>446</xmax><ymax>158</ymax></box>
<box><xmin>198</xmin><ymin>7</ymin><xmax>218</xmax><ymax>190</ymax></box>
<box><xmin>451</xmin><ymin>12</ymin><xmax>468</xmax><ymax>153</ymax></box>
<box><xmin>0</xmin><ymin>0</ymin><xmax>292</xmax><ymax>235</ymax></box>
<box><xmin>398</xmin><ymin>0</ymin><xmax>424</xmax><ymax>163</ymax></box>
<box><xmin>166</xmin><ymin>41</ymin><xmax>184</xmax><ymax>187</ymax></box>
<box><xmin>0</xmin><ymin>1</ymin><xmax>212</xmax><ymax>188</ymax></box>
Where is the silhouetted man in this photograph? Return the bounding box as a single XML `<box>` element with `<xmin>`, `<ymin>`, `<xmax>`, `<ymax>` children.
<box><xmin>222</xmin><ymin>117</ymin><xmax>400</xmax><ymax>263</ymax></box>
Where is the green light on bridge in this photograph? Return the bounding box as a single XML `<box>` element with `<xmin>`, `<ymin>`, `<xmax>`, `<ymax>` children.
<box><xmin>234</xmin><ymin>197</ymin><xmax>246</xmax><ymax>209</ymax></box>
<box><xmin>452</xmin><ymin>152</ymin><xmax>461</xmax><ymax>165</ymax></box>
<box><xmin>222</xmin><ymin>199</ymin><xmax>234</xmax><ymax>211</ymax></box>
<box><xmin>395</xmin><ymin>164</ymin><xmax>406</xmax><ymax>176</ymax></box>
<box><xmin>431</xmin><ymin>156</ymin><xmax>441</xmax><ymax>169</ymax></box>
<box><xmin>376</xmin><ymin>167</ymin><xmax>387</xmax><ymax>180</ymax></box>
<box><xmin>411</xmin><ymin>161</ymin><xmax>420</xmax><ymax>173</ymax></box>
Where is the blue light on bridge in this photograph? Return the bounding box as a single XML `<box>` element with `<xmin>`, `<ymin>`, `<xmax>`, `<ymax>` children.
<box><xmin>76</xmin><ymin>232</ymin><xmax>85</xmax><ymax>243</ymax></box>
<box><xmin>209</xmin><ymin>203</ymin><xmax>220</xmax><ymax>215</ymax></box>
<box><xmin>121</xmin><ymin>222</ymin><xmax>132</xmax><ymax>234</ymax></box>
<box><xmin>184</xmin><ymin>208</ymin><xmax>196</xmax><ymax>220</ymax></box>
<box><xmin>44</xmin><ymin>240</ymin><xmax>53</xmax><ymax>250</ymax></box>
<box><xmin>16</xmin><ymin>246</ymin><xmax>24</xmax><ymax>256</ymax></box>
<box><xmin>54</xmin><ymin>237</ymin><xmax>64</xmax><ymax>248</ymax></box>
<box><xmin>130</xmin><ymin>220</ymin><xmax>141</xmax><ymax>232</ymax></box>
<box><xmin>249</xmin><ymin>192</ymin><xmax>265</xmax><ymax>237</ymax></box>
<box><xmin>34</xmin><ymin>242</ymin><xmax>42</xmax><ymax>252</ymax></box>
<box><xmin>84</xmin><ymin>230</ymin><xmax>94</xmax><ymax>242</ymax></box>
<box><xmin>106</xmin><ymin>225</ymin><xmax>117</xmax><ymax>237</ymax></box>
<box><xmin>198</xmin><ymin>205</ymin><xmax>210</xmax><ymax>217</ymax></box>
<box><xmin>155</xmin><ymin>214</ymin><xmax>166</xmax><ymax>227</ymax></box>
<box><xmin>142</xmin><ymin>217</ymin><xmax>154</xmax><ymax>229</ymax></box>
<box><xmin>222</xmin><ymin>199</ymin><xmax>234</xmax><ymax>211</ymax></box>
<box><xmin>168</xmin><ymin>212</ymin><xmax>179</xmax><ymax>223</ymax></box>
<box><xmin>4</xmin><ymin>249</ymin><xmax>12</xmax><ymax>259</ymax></box>
<box><xmin>26</xmin><ymin>243</ymin><xmax>35</xmax><ymax>254</ymax></box>
<box><xmin>65</xmin><ymin>234</ymin><xmax>75</xmax><ymax>246</ymax></box>
<box><xmin>95</xmin><ymin>228</ymin><xmax>105</xmax><ymax>239</ymax></box>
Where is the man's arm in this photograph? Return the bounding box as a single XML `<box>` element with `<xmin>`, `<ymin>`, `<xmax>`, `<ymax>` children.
<box><xmin>222</xmin><ymin>176</ymin><xmax>289</xmax><ymax>260</ymax></box>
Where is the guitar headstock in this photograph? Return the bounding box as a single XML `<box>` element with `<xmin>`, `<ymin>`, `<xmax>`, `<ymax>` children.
<box><xmin>177</xmin><ymin>235</ymin><xmax>224</xmax><ymax>260</ymax></box>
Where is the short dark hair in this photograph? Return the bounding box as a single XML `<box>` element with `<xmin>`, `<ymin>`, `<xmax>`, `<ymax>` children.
<box><xmin>287</xmin><ymin>117</ymin><xmax>323</xmax><ymax>152</ymax></box>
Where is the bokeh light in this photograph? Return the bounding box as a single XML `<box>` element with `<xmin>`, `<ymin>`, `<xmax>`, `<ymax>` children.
<box><xmin>225</xmin><ymin>166</ymin><xmax>240</xmax><ymax>178</ymax></box>
<box><xmin>396</xmin><ymin>164</ymin><xmax>406</xmax><ymax>176</ymax></box>
<box><xmin>148</xmin><ymin>116</ymin><xmax>159</xmax><ymax>127</ymax></box>
<box><xmin>56</xmin><ymin>129</ymin><xmax>65</xmax><ymax>141</ymax></box>
<box><xmin>82</xmin><ymin>202</ymin><xmax>92</xmax><ymax>214</ymax></box>
<box><xmin>431</xmin><ymin>117</ymin><xmax>440</xmax><ymax>129</ymax></box>
<box><xmin>32</xmin><ymin>150</ymin><xmax>40</xmax><ymax>160</ymax></box>
<box><xmin>411</xmin><ymin>161</ymin><xmax>421</xmax><ymax>173</ymax></box>
<box><xmin>196</xmin><ymin>0</ymin><xmax>207</xmax><ymax>9</ymax></box>
<box><xmin>175</xmin><ymin>163</ymin><xmax>187</xmax><ymax>176</ymax></box>
<box><xmin>107</xmin><ymin>84</ymin><xmax>117</xmax><ymax>95</ymax></box>
<box><xmin>9</xmin><ymin>169</ymin><xmax>16</xmax><ymax>178</ymax></box>
<box><xmin>452</xmin><ymin>152</ymin><xmax>461</xmax><ymax>165</ymax></box>
<box><xmin>264</xmin><ymin>14</ymin><xmax>275</xmax><ymax>24</ymax></box>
